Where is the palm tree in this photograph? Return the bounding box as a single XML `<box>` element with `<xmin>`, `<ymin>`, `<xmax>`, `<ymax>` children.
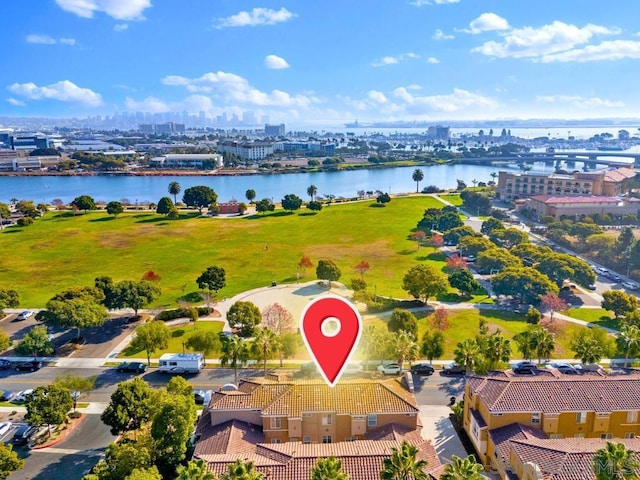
<box><xmin>380</xmin><ymin>441</ymin><xmax>429</xmax><ymax>480</ymax></box>
<box><xmin>471</xmin><ymin>178</ymin><xmax>478</xmax><ymax>188</ymax></box>
<box><xmin>454</xmin><ymin>338</ymin><xmax>481</xmax><ymax>373</ymax></box>
<box><xmin>440</xmin><ymin>455</ymin><xmax>484</xmax><ymax>480</ymax></box>
<box><xmin>572</xmin><ymin>336</ymin><xmax>603</xmax><ymax>365</ymax></box>
<box><xmin>593</xmin><ymin>442</ymin><xmax>640</xmax><ymax>480</ymax></box>
<box><xmin>360</xmin><ymin>325</ymin><xmax>389</xmax><ymax>370</ymax></box>
<box><xmin>412</xmin><ymin>169</ymin><xmax>424</xmax><ymax>193</ymax></box>
<box><xmin>251</xmin><ymin>328</ymin><xmax>280</xmax><ymax>374</ymax></box>
<box><xmin>530</xmin><ymin>326</ymin><xmax>555</xmax><ymax>364</ymax></box>
<box><xmin>176</xmin><ymin>459</ymin><xmax>215</xmax><ymax>480</ymax></box>
<box><xmin>392</xmin><ymin>330</ymin><xmax>419</xmax><ymax>370</ymax></box>
<box><xmin>168</xmin><ymin>181</ymin><xmax>181</xmax><ymax>205</ymax></box>
<box><xmin>307</xmin><ymin>184</ymin><xmax>318</xmax><ymax>201</ymax></box>
<box><xmin>485</xmin><ymin>330</ymin><xmax>512</xmax><ymax>370</ymax></box>
<box><xmin>490</xmin><ymin>171</ymin><xmax>498</xmax><ymax>184</ymax></box>
<box><xmin>219</xmin><ymin>334</ymin><xmax>249</xmax><ymax>385</ymax></box>
<box><xmin>218</xmin><ymin>459</ymin><xmax>264</xmax><ymax>480</ymax></box>
<box><xmin>245</xmin><ymin>189</ymin><xmax>256</xmax><ymax>204</ymax></box>
<box><xmin>311</xmin><ymin>456</ymin><xmax>349</xmax><ymax>480</ymax></box>
<box><xmin>618</xmin><ymin>325</ymin><xmax>640</xmax><ymax>367</ymax></box>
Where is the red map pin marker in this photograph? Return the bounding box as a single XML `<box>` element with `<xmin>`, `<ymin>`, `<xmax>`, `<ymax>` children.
<box><xmin>300</xmin><ymin>295</ymin><xmax>362</xmax><ymax>387</ymax></box>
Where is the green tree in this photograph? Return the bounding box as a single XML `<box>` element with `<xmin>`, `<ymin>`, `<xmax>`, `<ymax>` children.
<box><xmin>307</xmin><ymin>185</ymin><xmax>318</xmax><ymax>201</ymax></box>
<box><xmin>376</xmin><ymin>192</ymin><xmax>391</xmax><ymax>205</ymax></box>
<box><xmin>185</xmin><ymin>330</ymin><xmax>221</xmax><ymax>363</ymax></box>
<box><xmin>112</xmin><ymin>280</ymin><xmax>161</xmax><ymax>317</ymax></box>
<box><xmin>311</xmin><ymin>456</ymin><xmax>348</xmax><ymax>480</ymax></box>
<box><xmin>387</xmin><ymin>309</ymin><xmax>418</xmax><ymax>338</ymax></box>
<box><xmin>251</xmin><ymin>328</ymin><xmax>280</xmax><ymax>374</ymax></box>
<box><xmin>392</xmin><ymin>330</ymin><xmax>419</xmax><ymax>369</ymax></box>
<box><xmin>0</xmin><ymin>289</ymin><xmax>19</xmax><ymax>310</ymax></box>
<box><xmin>480</xmin><ymin>218</ymin><xmax>505</xmax><ymax>235</ymax></box>
<box><xmin>358</xmin><ymin>325</ymin><xmax>390</xmax><ymax>369</ymax></box>
<box><xmin>15</xmin><ymin>200</ymin><xmax>39</xmax><ymax>218</ymax></box>
<box><xmin>125</xmin><ymin>467</ymin><xmax>162</xmax><ymax>480</ymax></box>
<box><xmin>412</xmin><ymin>168</ymin><xmax>424</xmax><ymax>193</ymax></box>
<box><xmin>491</xmin><ymin>267</ymin><xmax>558</xmax><ymax>305</ymax></box>
<box><xmin>448</xmin><ymin>269</ymin><xmax>481</xmax><ymax>297</ymax></box>
<box><xmin>89</xmin><ymin>442</ymin><xmax>153</xmax><ymax>480</ymax></box>
<box><xmin>245</xmin><ymin>189</ymin><xmax>256</xmax><ymax>204</ymax></box>
<box><xmin>281</xmin><ymin>193</ymin><xmax>303</xmax><ymax>212</ymax></box>
<box><xmin>485</xmin><ymin>330</ymin><xmax>512</xmax><ymax>370</ymax></box>
<box><xmin>15</xmin><ymin>325</ymin><xmax>53</xmax><ymax>358</ymax></box>
<box><xmin>307</xmin><ymin>200</ymin><xmax>323</xmax><ymax>212</ymax></box>
<box><xmin>0</xmin><ymin>443</ymin><xmax>24</xmax><ymax>480</ymax></box>
<box><xmin>571</xmin><ymin>327</ymin><xmax>615</xmax><ymax>364</ymax></box>
<box><xmin>458</xmin><ymin>236</ymin><xmax>494</xmax><ymax>257</ymax></box>
<box><xmin>476</xmin><ymin>247</ymin><xmax>522</xmax><ymax>273</ymax></box>
<box><xmin>151</xmin><ymin>393</ymin><xmax>196</xmax><ymax>472</ymax></box>
<box><xmin>40</xmin><ymin>289</ymin><xmax>109</xmax><ymax>341</ymax></box>
<box><xmin>220</xmin><ymin>333</ymin><xmax>249</xmax><ymax>385</ymax></box>
<box><xmin>176</xmin><ymin>459</ymin><xmax>215</xmax><ymax>480</ymax></box>
<box><xmin>196</xmin><ymin>266</ymin><xmax>226</xmax><ymax>295</ymax></box>
<box><xmin>130</xmin><ymin>321</ymin><xmax>170</xmax><ymax>366</ymax></box>
<box><xmin>218</xmin><ymin>459</ymin><xmax>263</xmax><ymax>480</ymax></box>
<box><xmin>71</xmin><ymin>195</ymin><xmax>96</xmax><ymax>212</ymax></box>
<box><xmin>440</xmin><ymin>455</ymin><xmax>484</xmax><ymax>480</ymax></box>
<box><xmin>156</xmin><ymin>196</ymin><xmax>174</xmax><ymax>215</ymax></box>
<box><xmin>25</xmin><ymin>385</ymin><xmax>73</xmax><ymax>437</ymax></box>
<box><xmin>277</xmin><ymin>332</ymin><xmax>301</xmax><ymax>367</ymax></box>
<box><xmin>421</xmin><ymin>330</ymin><xmax>444</xmax><ymax>364</ymax></box>
<box><xmin>255</xmin><ymin>198</ymin><xmax>275</xmax><ymax>214</ymax></box>
<box><xmin>593</xmin><ymin>442</ymin><xmax>640</xmax><ymax>480</ymax></box>
<box><xmin>0</xmin><ymin>203</ymin><xmax>10</xmax><ymax>230</ymax></box>
<box><xmin>106</xmin><ymin>201</ymin><xmax>124</xmax><ymax>218</ymax></box>
<box><xmin>168</xmin><ymin>181</ymin><xmax>181</xmax><ymax>205</ymax></box>
<box><xmin>316</xmin><ymin>259</ymin><xmax>342</xmax><ymax>283</ymax></box>
<box><xmin>227</xmin><ymin>301</ymin><xmax>262</xmax><ymax>337</ymax></box>
<box><xmin>182</xmin><ymin>185</ymin><xmax>217</xmax><ymax>213</ymax></box>
<box><xmin>380</xmin><ymin>441</ymin><xmax>429</xmax><ymax>480</ymax></box>
<box><xmin>401</xmin><ymin>264</ymin><xmax>448</xmax><ymax>304</ymax></box>
<box><xmin>54</xmin><ymin>373</ymin><xmax>96</xmax><ymax>413</ymax></box>
<box><xmin>618</xmin><ymin>325</ymin><xmax>640</xmax><ymax>367</ymax></box>
<box><xmin>0</xmin><ymin>329</ymin><xmax>9</xmax><ymax>353</ymax></box>
<box><xmin>602</xmin><ymin>290</ymin><xmax>639</xmax><ymax>319</ymax></box>
<box><xmin>101</xmin><ymin>377</ymin><xmax>152</xmax><ymax>436</ymax></box>
<box><xmin>454</xmin><ymin>338</ymin><xmax>481</xmax><ymax>373</ymax></box>
<box><xmin>525</xmin><ymin>306</ymin><xmax>542</xmax><ymax>324</ymax></box>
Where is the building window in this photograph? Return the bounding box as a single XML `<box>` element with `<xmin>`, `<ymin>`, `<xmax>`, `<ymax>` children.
<box><xmin>290</xmin><ymin>438</ymin><xmax>299</xmax><ymax>442</ymax></box>
<box><xmin>627</xmin><ymin>411</ymin><xmax>638</xmax><ymax>423</ymax></box>
<box><xmin>303</xmin><ymin>436</ymin><xmax>311</xmax><ymax>444</ymax></box>
<box><xmin>367</xmin><ymin>415</ymin><xmax>377</xmax><ymax>427</ymax></box>
<box><xmin>531</xmin><ymin>413</ymin><xmax>541</xmax><ymax>425</ymax></box>
<box><xmin>625</xmin><ymin>433</ymin><xmax>636</xmax><ymax>439</ymax></box>
<box><xmin>576</xmin><ymin>412</ymin><xmax>587</xmax><ymax>424</ymax></box>
<box><xmin>601</xmin><ymin>433</ymin><xmax>613</xmax><ymax>440</ymax></box>
<box><xmin>550</xmin><ymin>434</ymin><xmax>563</xmax><ymax>439</ymax></box>
<box><xmin>322</xmin><ymin>435</ymin><xmax>332</xmax><ymax>444</ymax></box>
<box><xmin>345</xmin><ymin>436</ymin><xmax>356</xmax><ymax>442</ymax></box>
<box><xmin>321</xmin><ymin>415</ymin><xmax>332</xmax><ymax>426</ymax></box>
<box><xmin>271</xmin><ymin>438</ymin><xmax>281</xmax><ymax>444</ymax></box>
<box><xmin>270</xmin><ymin>417</ymin><xmax>281</xmax><ymax>429</ymax></box>
<box><xmin>574</xmin><ymin>433</ymin><xmax>585</xmax><ymax>438</ymax></box>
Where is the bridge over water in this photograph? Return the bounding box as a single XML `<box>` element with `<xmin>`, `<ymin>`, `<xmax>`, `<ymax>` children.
<box><xmin>459</xmin><ymin>151</ymin><xmax>639</xmax><ymax>168</ymax></box>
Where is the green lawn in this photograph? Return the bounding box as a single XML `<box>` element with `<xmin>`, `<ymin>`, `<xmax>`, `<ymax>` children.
<box><xmin>438</xmin><ymin>193</ymin><xmax>463</xmax><ymax>206</ymax></box>
<box><xmin>1</xmin><ymin>196</ymin><xmax>452</xmax><ymax>307</ymax></box>
<box><xmin>120</xmin><ymin>320</ymin><xmax>224</xmax><ymax>358</ymax></box>
<box><xmin>563</xmin><ymin>308</ymin><xmax>620</xmax><ymax>330</ymax></box>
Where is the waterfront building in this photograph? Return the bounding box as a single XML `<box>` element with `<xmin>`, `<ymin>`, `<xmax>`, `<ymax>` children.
<box><xmin>10</xmin><ymin>133</ymin><xmax>56</xmax><ymax>151</ymax></box>
<box><xmin>0</xmin><ymin>155</ymin><xmax>60</xmax><ymax>172</ymax></box>
<box><xmin>273</xmin><ymin>141</ymin><xmax>336</xmax><ymax>153</ymax></box>
<box><xmin>265</xmin><ymin>123</ymin><xmax>285</xmax><ymax>136</ymax></box>
<box><xmin>524</xmin><ymin>195</ymin><xmax>640</xmax><ymax>219</ymax></box>
<box><xmin>149</xmin><ymin>153</ymin><xmax>223</xmax><ymax>169</ymax></box>
<box><xmin>464</xmin><ymin>369</ymin><xmax>640</xmax><ymax>478</ymax></box>
<box><xmin>194</xmin><ymin>373</ymin><xmax>443</xmax><ymax>479</ymax></box>
<box><xmin>216</xmin><ymin>140</ymin><xmax>274</xmax><ymax>161</ymax></box>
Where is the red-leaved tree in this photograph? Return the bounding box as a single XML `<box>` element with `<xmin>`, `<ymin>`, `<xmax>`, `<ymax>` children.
<box><xmin>353</xmin><ymin>260</ymin><xmax>370</xmax><ymax>279</ymax></box>
<box><xmin>541</xmin><ymin>293</ymin><xmax>568</xmax><ymax>322</ymax></box>
<box><xmin>298</xmin><ymin>256</ymin><xmax>313</xmax><ymax>277</ymax></box>
<box><xmin>446</xmin><ymin>255</ymin><xmax>468</xmax><ymax>271</ymax></box>
<box><xmin>410</xmin><ymin>231</ymin><xmax>426</xmax><ymax>250</ymax></box>
<box><xmin>429</xmin><ymin>233</ymin><xmax>444</xmax><ymax>252</ymax></box>
<box><xmin>261</xmin><ymin>303</ymin><xmax>294</xmax><ymax>334</ymax></box>
<box><xmin>141</xmin><ymin>270</ymin><xmax>161</xmax><ymax>282</ymax></box>
<box><xmin>432</xmin><ymin>307</ymin><xmax>450</xmax><ymax>330</ymax></box>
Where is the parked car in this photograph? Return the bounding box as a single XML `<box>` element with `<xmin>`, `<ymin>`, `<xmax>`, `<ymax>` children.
<box><xmin>377</xmin><ymin>363</ymin><xmax>402</xmax><ymax>375</ymax></box>
<box><xmin>0</xmin><ymin>422</ymin><xmax>12</xmax><ymax>437</ymax></box>
<box><xmin>11</xmin><ymin>425</ymin><xmax>38</xmax><ymax>446</ymax></box>
<box><xmin>13</xmin><ymin>389</ymin><xmax>33</xmax><ymax>403</ymax></box>
<box><xmin>343</xmin><ymin>363</ymin><xmax>364</xmax><ymax>374</ymax></box>
<box><xmin>410</xmin><ymin>363</ymin><xmax>435</xmax><ymax>376</ymax></box>
<box><xmin>587</xmin><ymin>284</ymin><xmax>597</xmax><ymax>290</ymax></box>
<box><xmin>512</xmin><ymin>361</ymin><xmax>538</xmax><ymax>374</ymax></box>
<box><xmin>194</xmin><ymin>389</ymin><xmax>206</xmax><ymax>405</ymax></box>
<box><xmin>116</xmin><ymin>362</ymin><xmax>147</xmax><ymax>373</ymax></box>
<box><xmin>0</xmin><ymin>390</ymin><xmax>15</xmax><ymax>401</ymax></box>
<box><xmin>0</xmin><ymin>359</ymin><xmax>11</xmax><ymax>370</ymax></box>
<box><xmin>623</xmin><ymin>282</ymin><xmax>638</xmax><ymax>290</ymax></box>
<box><xmin>15</xmin><ymin>311</ymin><xmax>34</xmax><ymax>321</ymax></box>
<box><xmin>15</xmin><ymin>360</ymin><xmax>42</xmax><ymax>372</ymax></box>
<box><xmin>546</xmin><ymin>362</ymin><xmax>579</xmax><ymax>375</ymax></box>
<box><xmin>441</xmin><ymin>362</ymin><xmax>466</xmax><ymax>375</ymax></box>
<box><xmin>611</xmin><ymin>274</ymin><xmax>622</xmax><ymax>282</ymax></box>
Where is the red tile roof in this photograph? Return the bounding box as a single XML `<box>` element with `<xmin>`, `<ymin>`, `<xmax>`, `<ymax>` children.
<box><xmin>603</xmin><ymin>167</ymin><xmax>637</xmax><ymax>183</ymax></box>
<box><xmin>530</xmin><ymin>195</ymin><xmax>624</xmax><ymax>204</ymax></box>
<box><xmin>488</xmin><ymin>423</ymin><xmax>548</xmax><ymax>467</ymax></box>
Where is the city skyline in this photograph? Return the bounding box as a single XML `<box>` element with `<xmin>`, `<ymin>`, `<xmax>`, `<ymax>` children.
<box><xmin>3</xmin><ymin>1</ymin><xmax>640</xmax><ymax>127</ymax></box>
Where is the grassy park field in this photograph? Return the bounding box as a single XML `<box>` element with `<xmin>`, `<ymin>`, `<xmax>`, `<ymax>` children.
<box><xmin>0</xmin><ymin>196</ymin><xmax>449</xmax><ymax>307</ymax></box>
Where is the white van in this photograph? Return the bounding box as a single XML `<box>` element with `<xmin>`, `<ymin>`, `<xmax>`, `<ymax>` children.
<box><xmin>158</xmin><ymin>353</ymin><xmax>204</xmax><ymax>374</ymax></box>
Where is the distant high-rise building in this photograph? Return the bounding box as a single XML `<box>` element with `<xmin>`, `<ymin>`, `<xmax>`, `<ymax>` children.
<box><xmin>265</xmin><ymin>124</ymin><xmax>285</xmax><ymax>136</ymax></box>
<box><xmin>138</xmin><ymin>124</ymin><xmax>155</xmax><ymax>133</ymax></box>
<box><xmin>243</xmin><ymin>111</ymin><xmax>256</xmax><ymax>125</ymax></box>
<box><xmin>216</xmin><ymin>114</ymin><xmax>226</xmax><ymax>125</ymax></box>
<box><xmin>230</xmin><ymin>113</ymin><xmax>240</xmax><ymax>125</ymax></box>
<box><xmin>199</xmin><ymin>110</ymin><xmax>206</xmax><ymax>127</ymax></box>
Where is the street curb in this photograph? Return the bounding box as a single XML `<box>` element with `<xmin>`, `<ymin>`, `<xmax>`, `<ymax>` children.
<box><xmin>31</xmin><ymin>413</ymin><xmax>87</xmax><ymax>450</ymax></box>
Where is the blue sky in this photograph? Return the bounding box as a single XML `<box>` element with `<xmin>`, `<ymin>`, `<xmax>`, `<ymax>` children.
<box><xmin>3</xmin><ymin>0</ymin><xmax>640</xmax><ymax>127</ymax></box>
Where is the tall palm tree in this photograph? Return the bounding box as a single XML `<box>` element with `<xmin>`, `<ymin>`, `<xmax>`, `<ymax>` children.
<box><xmin>218</xmin><ymin>459</ymin><xmax>264</xmax><ymax>480</ymax></box>
<box><xmin>454</xmin><ymin>338</ymin><xmax>481</xmax><ymax>373</ymax></box>
<box><xmin>412</xmin><ymin>169</ymin><xmax>424</xmax><ymax>193</ymax></box>
<box><xmin>251</xmin><ymin>328</ymin><xmax>280</xmax><ymax>374</ymax></box>
<box><xmin>392</xmin><ymin>330</ymin><xmax>419</xmax><ymax>370</ymax></box>
<box><xmin>485</xmin><ymin>330</ymin><xmax>512</xmax><ymax>370</ymax></box>
<box><xmin>440</xmin><ymin>455</ymin><xmax>484</xmax><ymax>480</ymax></box>
<box><xmin>168</xmin><ymin>181</ymin><xmax>181</xmax><ymax>205</ymax></box>
<box><xmin>219</xmin><ymin>334</ymin><xmax>249</xmax><ymax>385</ymax></box>
<box><xmin>618</xmin><ymin>325</ymin><xmax>640</xmax><ymax>367</ymax></box>
<box><xmin>530</xmin><ymin>326</ymin><xmax>555</xmax><ymax>364</ymax></box>
<box><xmin>176</xmin><ymin>459</ymin><xmax>215</xmax><ymax>480</ymax></box>
<box><xmin>307</xmin><ymin>184</ymin><xmax>318</xmax><ymax>201</ymax></box>
<box><xmin>490</xmin><ymin>171</ymin><xmax>498</xmax><ymax>184</ymax></box>
<box><xmin>593</xmin><ymin>442</ymin><xmax>640</xmax><ymax>480</ymax></box>
<box><xmin>380</xmin><ymin>441</ymin><xmax>429</xmax><ymax>480</ymax></box>
<box><xmin>311</xmin><ymin>456</ymin><xmax>349</xmax><ymax>480</ymax></box>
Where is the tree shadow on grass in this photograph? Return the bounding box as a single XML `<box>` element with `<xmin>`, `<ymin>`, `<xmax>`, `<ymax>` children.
<box><xmin>0</xmin><ymin>229</ymin><xmax>21</xmax><ymax>234</ymax></box>
<box><xmin>171</xmin><ymin>328</ymin><xmax>187</xmax><ymax>339</ymax></box>
<box><xmin>135</xmin><ymin>215</ymin><xmax>169</xmax><ymax>224</ymax></box>
<box><xmin>396</xmin><ymin>249</ymin><xmax>416</xmax><ymax>255</ymax></box>
<box><xmin>416</xmin><ymin>252</ymin><xmax>444</xmax><ymax>261</ymax></box>
<box><xmin>88</xmin><ymin>216</ymin><xmax>114</xmax><ymax>222</ymax></box>
<box><xmin>478</xmin><ymin>309</ymin><xmax>526</xmax><ymax>322</ymax></box>
<box><xmin>181</xmin><ymin>292</ymin><xmax>203</xmax><ymax>303</ymax></box>
<box><xmin>298</xmin><ymin>212</ymin><xmax>317</xmax><ymax>217</ymax></box>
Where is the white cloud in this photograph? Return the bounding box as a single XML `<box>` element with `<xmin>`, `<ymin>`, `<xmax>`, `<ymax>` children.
<box><xmin>536</xmin><ymin>95</ymin><xmax>624</xmax><ymax>108</ymax></box>
<box><xmin>26</xmin><ymin>34</ymin><xmax>57</xmax><ymax>45</ymax></box>
<box><xmin>368</xmin><ymin>90</ymin><xmax>388</xmax><ymax>104</ymax></box>
<box><xmin>473</xmin><ymin>21</ymin><xmax>619</xmax><ymax>59</ymax></box>
<box><xmin>6</xmin><ymin>98</ymin><xmax>26</xmax><ymax>107</ymax></box>
<box><xmin>59</xmin><ymin>38</ymin><xmax>76</xmax><ymax>45</ymax></box>
<box><xmin>540</xmin><ymin>40</ymin><xmax>640</xmax><ymax>62</ymax></box>
<box><xmin>161</xmin><ymin>71</ymin><xmax>317</xmax><ymax>108</ymax></box>
<box><xmin>391</xmin><ymin>87</ymin><xmax>498</xmax><ymax>113</ymax></box>
<box><xmin>371</xmin><ymin>52</ymin><xmax>419</xmax><ymax>67</ymax></box>
<box><xmin>264</xmin><ymin>54</ymin><xmax>290</xmax><ymax>69</ymax></box>
<box><xmin>54</xmin><ymin>0</ymin><xmax>151</xmax><ymax>20</ymax></box>
<box><xmin>7</xmin><ymin>80</ymin><xmax>103</xmax><ymax>107</ymax></box>
<box><xmin>216</xmin><ymin>7</ymin><xmax>295</xmax><ymax>28</ymax></box>
<box><xmin>411</xmin><ymin>0</ymin><xmax>459</xmax><ymax>6</ymax></box>
<box><xmin>433</xmin><ymin>29</ymin><xmax>454</xmax><ymax>40</ymax></box>
<box><xmin>113</xmin><ymin>24</ymin><xmax>129</xmax><ymax>32</ymax></box>
<box><xmin>125</xmin><ymin>96</ymin><xmax>169</xmax><ymax>113</ymax></box>
<box><xmin>427</xmin><ymin>57</ymin><xmax>440</xmax><ymax>64</ymax></box>
<box><xmin>467</xmin><ymin>13</ymin><xmax>510</xmax><ymax>34</ymax></box>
